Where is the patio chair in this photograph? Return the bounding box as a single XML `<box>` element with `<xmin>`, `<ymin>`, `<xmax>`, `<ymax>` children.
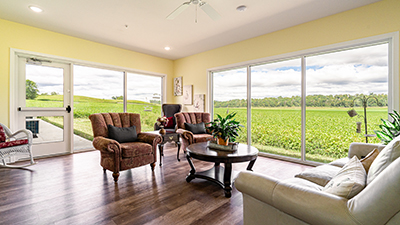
<box><xmin>0</xmin><ymin>123</ymin><xmax>36</xmax><ymax>168</ymax></box>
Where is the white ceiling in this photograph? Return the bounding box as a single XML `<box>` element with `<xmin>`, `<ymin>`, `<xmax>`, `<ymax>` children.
<box><xmin>0</xmin><ymin>0</ymin><xmax>380</xmax><ymax>60</ymax></box>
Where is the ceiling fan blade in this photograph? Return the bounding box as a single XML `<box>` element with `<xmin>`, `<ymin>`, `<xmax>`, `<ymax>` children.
<box><xmin>199</xmin><ymin>2</ymin><xmax>221</xmax><ymax>21</ymax></box>
<box><xmin>166</xmin><ymin>2</ymin><xmax>191</xmax><ymax>20</ymax></box>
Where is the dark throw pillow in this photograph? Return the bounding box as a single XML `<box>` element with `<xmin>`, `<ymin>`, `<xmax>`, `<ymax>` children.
<box><xmin>107</xmin><ymin>125</ymin><xmax>137</xmax><ymax>143</ymax></box>
<box><xmin>184</xmin><ymin>122</ymin><xmax>206</xmax><ymax>134</ymax></box>
<box><xmin>164</xmin><ymin>116</ymin><xmax>174</xmax><ymax>128</ymax></box>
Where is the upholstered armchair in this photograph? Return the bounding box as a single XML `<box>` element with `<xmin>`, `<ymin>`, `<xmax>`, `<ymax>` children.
<box><xmin>175</xmin><ymin>112</ymin><xmax>213</xmax><ymax>152</ymax></box>
<box><xmin>89</xmin><ymin>113</ymin><xmax>162</xmax><ymax>182</ymax></box>
<box><xmin>0</xmin><ymin>123</ymin><xmax>36</xmax><ymax>168</ymax></box>
<box><xmin>154</xmin><ymin>104</ymin><xmax>182</xmax><ymax>132</ymax></box>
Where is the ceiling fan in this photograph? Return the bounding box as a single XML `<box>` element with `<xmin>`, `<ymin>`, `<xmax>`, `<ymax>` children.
<box><xmin>166</xmin><ymin>0</ymin><xmax>221</xmax><ymax>22</ymax></box>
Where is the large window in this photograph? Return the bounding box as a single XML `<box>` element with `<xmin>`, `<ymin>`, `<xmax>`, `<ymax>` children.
<box><xmin>73</xmin><ymin>66</ymin><xmax>164</xmax><ymax>151</ymax></box>
<box><xmin>210</xmin><ymin>36</ymin><xmax>395</xmax><ymax>164</ymax></box>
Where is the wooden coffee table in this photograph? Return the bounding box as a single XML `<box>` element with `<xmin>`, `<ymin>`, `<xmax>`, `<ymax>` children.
<box><xmin>185</xmin><ymin>142</ymin><xmax>258</xmax><ymax>197</ymax></box>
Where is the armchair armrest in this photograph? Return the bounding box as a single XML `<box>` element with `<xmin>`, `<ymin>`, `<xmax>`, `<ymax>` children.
<box><xmin>92</xmin><ymin>136</ymin><xmax>121</xmax><ymax>154</ymax></box>
<box><xmin>176</xmin><ymin>128</ymin><xmax>194</xmax><ymax>144</ymax></box>
<box><xmin>137</xmin><ymin>132</ymin><xmax>162</xmax><ymax>146</ymax></box>
<box><xmin>7</xmin><ymin>129</ymin><xmax>33</xmax><ymax>142</ymax></box>
<box><xmin>348</xmin><ymin>142</ymin><xmax>385</xmax><ymax>159</ymax></box>
<box><xmin>236</xmin><ymin>171</ymin><xmax>360</xmax><ymax>225</ymax></box>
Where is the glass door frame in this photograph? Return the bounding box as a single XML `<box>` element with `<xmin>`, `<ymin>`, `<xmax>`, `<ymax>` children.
<box><xmin>207</xmin><ymin>32</ymin><xmax>399</xmax><ymax>165</ymax></box>
<box><xmin>10</xmin><ymin>50</ymin><xmax>73</xmax><ymax>157</ymax></box>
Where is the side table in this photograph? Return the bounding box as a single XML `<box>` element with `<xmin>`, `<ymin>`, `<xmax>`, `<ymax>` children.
<box><xmin>157</xmin><ymin>132</ymin><xmax>181</xmax><ymax>166</ymax></box>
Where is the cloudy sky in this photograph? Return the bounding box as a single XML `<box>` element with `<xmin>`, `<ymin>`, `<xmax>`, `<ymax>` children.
<box><xmin>214</xmin><ymin>43</ymin><xmax>388</xmax><ymax>101</ymax></box>
<box><xmin>26</xmin><ymin>64</ymin><xmax>162</xmax><ymax>102</ymax></box>
<box><xmin>26</xmin><ymin>43</ymin><xmax>388</xmax><ymax>103</ymax></box>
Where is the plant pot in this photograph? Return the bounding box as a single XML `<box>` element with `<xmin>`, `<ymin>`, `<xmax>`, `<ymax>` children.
<box><xmin>217</xmin><ymin>137</ymin><xmax>229</xmax><ymax>146</ymax></box>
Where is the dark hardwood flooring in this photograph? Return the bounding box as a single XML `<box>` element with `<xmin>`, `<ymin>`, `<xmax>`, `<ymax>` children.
<box><xmin>0</xmin><ymin>144</ymin><xmax>311</xmax><ymax>225</ymax></box>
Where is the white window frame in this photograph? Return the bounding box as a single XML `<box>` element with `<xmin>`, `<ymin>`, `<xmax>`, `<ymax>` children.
<box><xmin>10</xmin><ymin>49</ymin><xmax>167</xmax><ymax>154</ymax></box>
<box><xmin>207</xmin><ymin>32</ymin><xmax>399</xmax><ymax>165</ymax></box>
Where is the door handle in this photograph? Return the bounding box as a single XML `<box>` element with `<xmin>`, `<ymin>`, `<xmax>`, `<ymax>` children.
<box><xmin>66</xmin><ymin>105</ymin><xmax>71</xmax><ymax>113</ymax></box>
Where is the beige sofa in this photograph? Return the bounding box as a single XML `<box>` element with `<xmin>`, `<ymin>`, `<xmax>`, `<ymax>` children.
<box><xmin>236</xmin><ymin>141</ymin><xmax>400</xmax><ymax>225</ymax></box>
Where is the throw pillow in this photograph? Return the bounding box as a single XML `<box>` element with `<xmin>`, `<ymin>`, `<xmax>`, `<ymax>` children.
<box><xmin>360</xmin><ymin>148</ymin><xmax>379</xmax><ymax>173</ymax></box>
<box><xmin>107</xmin><ymin>125</ymin><xmax>137</xmax><ymax>143</ymax></box>
<box><xmin>323</xmin><ymin>156</ymin><xmax>366</xmax><ymax>199</ymax></box>
<box><xmin>295</xmin><ymin>164</ymin><xmax>341</xmax><ymax>186</ymax></box>
<box><xmin>367</xmin><ymin>135</ymin><xmax>400</xmax><ymax>184</ymax></box>
<box><xmin>184</xmin><ymin>122</ymin><xmax>206</xmax><ymax>134</ymax></box>
<box><xmin>164</xmin><ymin>116</ymin><xmax>174</xmax><ymax>128</ymax></box>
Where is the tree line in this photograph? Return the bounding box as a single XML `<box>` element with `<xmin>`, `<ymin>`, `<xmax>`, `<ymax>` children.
<box><xmin>214</xmin><ymin>93</ymin><xmax>388</xmax><ymax>108</ymax></box>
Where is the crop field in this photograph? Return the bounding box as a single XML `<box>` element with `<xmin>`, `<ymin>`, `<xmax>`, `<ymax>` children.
<box><xmin>27</xmin><ymin>95</ymin><xmax>387</xmax><ymax>163</ymax></box>
<box><xmin>214</xmin><ymin>107</ymin><xmax>386</xmax><ymax>162</ymax></box>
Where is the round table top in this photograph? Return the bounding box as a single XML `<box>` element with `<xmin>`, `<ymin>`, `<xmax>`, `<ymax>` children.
<box><xmin>186</xmin><ymin>142</ymin><xmax>258</xmax><ymax>163</ymax></box>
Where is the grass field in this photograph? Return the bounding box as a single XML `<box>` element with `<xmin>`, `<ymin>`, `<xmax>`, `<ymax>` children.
<box><xmin>27</xmin><ymin>95</ymin><xmax>387</xmax><ymax>163</ymax></box>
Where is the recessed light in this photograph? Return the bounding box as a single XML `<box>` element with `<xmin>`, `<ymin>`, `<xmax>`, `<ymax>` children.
<box><xmin>164</xmin><ymin>46</ymin><xmax>171</xmax><ymax>51</ymax></box>
<box><xmin>236</xmin><ymin>5</ymin><xmax>247</xmax><ymax>12</ymax></box>
<box><xmin>29</xmin><ymin>6</ymin><xmax>43</xmax><ymax>13</ymax></box>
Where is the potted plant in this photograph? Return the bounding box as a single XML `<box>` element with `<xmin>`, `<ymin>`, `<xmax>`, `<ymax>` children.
<box><xmin>374</xmin><ymin>110</ymin><xmax>400</xmax><ymax>144</ymax></box>
<box><xmin>208</xmin><ymin>112</ymin><xmax>243</xmax><ymax>146</ymax></box>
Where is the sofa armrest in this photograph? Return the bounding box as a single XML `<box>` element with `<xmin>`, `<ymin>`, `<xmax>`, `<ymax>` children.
<box><xmin>348</xmin><ymin>142</ymin><xmax>385</xmax><ymax>159</ymax></box>
<box><xmin>176</xmin><ymin>128</ymin><xmax>194</xmax><ymax>144</ymax></box>
<box><xmin>236</xmin><ymin>171</ymin><xmax>360</xmax><ymax>225</ymax></box>
<box><xmin>92</xmin><ymin>136</ymin><xmax>121</xmax><ymax>154</ymax></box>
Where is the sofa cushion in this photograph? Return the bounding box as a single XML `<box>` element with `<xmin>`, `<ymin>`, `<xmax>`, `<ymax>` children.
<box><xmin>295</xmin><ymin>164</ymin><xmax>341</xmax><ymax>186</ymax></box>
<box><xmin>360</xmin><ymin>148</ymin><xmax>379</xmax><ymax>173</ymax></box>
<box><xmin>185</xmin><ymin>122</ymin><xmax>206</xmax><ymax>134</ymax></box>
<box><xmin>329</xmin><ymin>158</ymin><xmax>349</xmax><ymax>167</ymax></box>
<box><xmin>367</xmin><ymin>136</ymin><xmax>400</xmax><ymax>184</ymax></box>
<box><xmin>323</xmin><ymin>156</ymin><xmax>366</xmax><ymax>199</ymax></box>
<box><xmin>120</xmin><ymin>142</ymin><xmax>152</xmax><ymax>158</ymax></box>
<box><xmin>108</xmin><ymin>125</ymin><xmax>137</xmax><ymax>143</ymax></box>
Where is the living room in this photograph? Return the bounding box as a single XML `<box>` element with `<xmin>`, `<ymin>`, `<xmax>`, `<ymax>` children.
<box><xmin>1</xmin><ymin>0</ymin><xmax>400</xmax><ymax>224</ymax></box>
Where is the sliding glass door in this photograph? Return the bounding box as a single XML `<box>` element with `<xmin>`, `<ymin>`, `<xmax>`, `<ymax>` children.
<box><xmin>210</xmin><ymin>39</ymin><xmax>391</xmax><ymax>163</ymax></box>
<box><xmin>250</xmin><ymin>58</ymin><xmax>302</xmax><ymax>159</ymax></box>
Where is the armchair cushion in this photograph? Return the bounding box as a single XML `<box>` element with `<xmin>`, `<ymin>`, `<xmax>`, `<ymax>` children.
<box><xmin>0</xmin><ymin>139</ymin><xmax>29</xmax><ymax>148</ymax></box>
<box><xmin>107</xmin><ymin>124</ymin><xmax>137</xmax><ymax>143</ymax></box>
<box><xmin>120</xmin><ymin>142</ymin><xmax>152</xmax><ymax>158</ymax></box>
<box><xmin>184</xmin><ymin>122</ymin><xmax>206</xmax><ymax>134</ymax></box>
<box><xmin>164</xmin><ymin>116</ymin><xmax>174</xmax><ymax>128</ymax></box>
<box><xmin>322</xmin><ymin>156</ymin><xmax>366</xmax><ymax>199</ymax></box>
<box><xmin>0</xmin><ymin>126</ymin><xmax>5</xmax><ymax>142</ymax></box>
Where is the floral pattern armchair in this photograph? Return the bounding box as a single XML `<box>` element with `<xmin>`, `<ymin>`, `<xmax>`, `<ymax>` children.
<box><xmin>175</xmin><ymin>112</ymin><xmax>213</xmax><ymax>152</ymax></box>
<box><xmin>89</xmin><ymin>113</ymin><xmax>162</xmax><ymax>182</ymax></box>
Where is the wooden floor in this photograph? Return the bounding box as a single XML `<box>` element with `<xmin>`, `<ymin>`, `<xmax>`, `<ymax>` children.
<box><xmin>0</xmin><ymin>144</ymin><xmax>311</xmax><ymax>225</ymax></box>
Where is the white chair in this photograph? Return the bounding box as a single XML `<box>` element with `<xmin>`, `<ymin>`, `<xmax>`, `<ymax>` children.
<box><xmin>0</xmin><ymin>123</ymin><xmax>36</xmax><ymax>168</ymax></box>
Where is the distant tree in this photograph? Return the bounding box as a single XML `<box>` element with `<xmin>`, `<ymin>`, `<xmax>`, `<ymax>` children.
<box><xmin>112</xmin><ymin>96</ymin><xmax>123</xmax><ymax>100</ymax></box>
<box><xmin>26</xmin><ymin>79</ymin><xmax>39</xmax><ymax>99</ymax></box>
<box><xmin>51</xmin><ymin>91</ymin><xmax>58</xmax><ymax>95</ymax></box>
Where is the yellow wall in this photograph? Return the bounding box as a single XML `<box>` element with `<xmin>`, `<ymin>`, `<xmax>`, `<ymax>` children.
<box><xmin>173</xmin><ymin>0</ymin><xmax>400</xmax><ymax>111</ymax></box>
<box><xmin>0</xmin><ymin>19</ymin><xmax>173</xmax><ymax>126</ymax></box>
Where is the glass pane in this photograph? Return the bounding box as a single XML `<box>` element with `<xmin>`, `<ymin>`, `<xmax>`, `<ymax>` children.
<box><xmin>26</xmin><ymin>116</ymin><xmax>64</xmax><ymax>144</ymax></box>
<box><xmin>127</xmin><ymin>73</ymin><xmax>162</xmax><ymax>132</ymax></box>
<box><xmin>251</xmin><ymin>58</ymin><xmax>302</xmax><ymax>159</ymax></box>
<box><xmin>25</xmin><ymin>64</ymin><xmax>63</xmax><ymax>108</ymax></box>
<box><xmin>305</xmin><ymin>43</ymin><xmax>388</xmax><ymax>163</ymax></box>
<box><xmin>213</xmin><ymin>68</ymin><xmax>248</xmax><ymax>144</ymax></box>
<box><xmin>73</xmin><ymin>65</ymin><xmax>124</xmax><ymax>151</ymax></box>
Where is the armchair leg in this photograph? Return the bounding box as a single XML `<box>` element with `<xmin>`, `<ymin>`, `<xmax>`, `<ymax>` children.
<box><xmin>112</xmin><ymin>172</ymin><xmax>119</xmax><ymax>182</ymax></box>
<box><xmin>150</xmin><ymin>162</ymin><xmax>155</xmax><ymax>171</ymax></box>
